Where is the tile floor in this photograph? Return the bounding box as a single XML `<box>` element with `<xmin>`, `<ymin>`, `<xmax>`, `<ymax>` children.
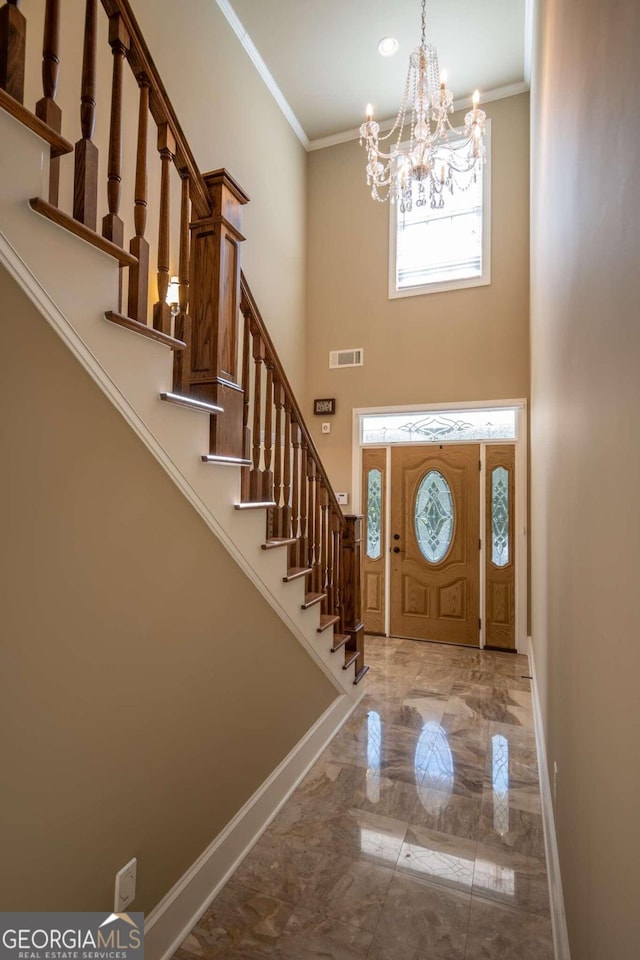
<box><xmin>174</xmin><ymin>636</ymin><xmax>553</xmax><ymax>960</ymax></box>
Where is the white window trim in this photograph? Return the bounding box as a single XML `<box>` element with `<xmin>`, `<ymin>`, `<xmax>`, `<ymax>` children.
<box><xmin>388</xmin><ymin>118</ymin><xmax>492</xmax><ymax>299</ymax></box>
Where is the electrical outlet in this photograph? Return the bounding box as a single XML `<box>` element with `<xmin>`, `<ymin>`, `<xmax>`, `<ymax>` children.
<box><xmin>321</xmin><ymin>422</ymin><xmax>331</xmax><ymax>434</ymax></box>
<box><xmin>114</xmin><ymin>858</ymin><xmax>137</xmax><ymax>912</ymax></box>
<box><xmin>553</xmin><ymin>761</ymin><xmax>558</xmax><ymax>809</ymax></box>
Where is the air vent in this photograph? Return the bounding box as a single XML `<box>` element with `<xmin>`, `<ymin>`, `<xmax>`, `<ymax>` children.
<box><xmin>329</xmin><ymin>348</ymin><xmax>364</xmax><ymax>369</ymax></box>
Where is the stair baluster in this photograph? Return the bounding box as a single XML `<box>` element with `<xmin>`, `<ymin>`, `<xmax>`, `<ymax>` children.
<box><xmin>73</xmin><ymin>0</ymin><xmax>99</xmax><ymax>230</ymax></box>
<box><xmin>272</xmin><ymin>380</ymin><xmax>284</xmax><ymax>526</ymax></box>
<box><xmin>153</xmin><ymin>123</ymin><xmax>176</xmax><ymax>334</ymax></box>
<box><xmin>128</xmin><ymin>78</ymin><xmax>150</xmax><ymax>325</ymax></box>
<box><xmin>240</xmin><ymin>304</ymin><xmax>252</xmax><ymax>500</ymax></box>
<box><xmin>263</xmin><ymin>359</ymin><xmax>274</xmax><ymax>503</ymax></box>
<box><xmin>102</xmin><ymin>12</ymin><xmax>129</xmax><ymax>249</ymax></box>
<box><xmin>173</xmin><ymin>174</ymin><xmax>192</xmax><ymax>394</ymax></box>
<box><xmin>289</xmin><ymin>419</ymin><xmax>301</xmax><ymax>568</ymax></box>
<box><xmin>250</xmin><ymin>330</ymin><xmax>264</xmax><ymax>500</ymax></box>
<box><xmin>35</xmin><ymin>0</ymin><xmax>62</xmax><ymax>205</ymax></box>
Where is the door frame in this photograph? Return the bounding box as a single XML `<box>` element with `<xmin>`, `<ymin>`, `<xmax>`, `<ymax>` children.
<box><xmin>352</xmin><ymin>399</ymin><xmax>528</xmax><ymax>654</ymax></box>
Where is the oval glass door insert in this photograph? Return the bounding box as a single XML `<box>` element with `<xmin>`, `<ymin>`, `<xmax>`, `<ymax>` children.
<box><xmin>414</xmin><ymin>470</ymin><xmax>454</xmax><ymax>563</ymax></box>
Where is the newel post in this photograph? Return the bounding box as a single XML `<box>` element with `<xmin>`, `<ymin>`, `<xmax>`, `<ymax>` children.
<box><xmin>341</xmin><ymin>515</ymin><xmax>366</xmax><ymax>677</ymax></box>
<box><xmin>188</xmin><ymin>169</ymin><xmax>250</xmax><ymax>458</ymax></box>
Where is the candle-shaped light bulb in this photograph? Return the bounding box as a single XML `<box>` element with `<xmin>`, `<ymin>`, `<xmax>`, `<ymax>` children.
<box><xmin>440</xmin><ymin>70</ymin><xmax>447</xmax><ymax>90</ymax></box>
<box><xmin>366</xmin><ymin>103</ymin><xmax>374</xmax><ymax>121</ymax></box>
<box><xmin>440</xmin><ymin>164</ymin><xmax>446</xmax><ymax>184</ymax></box>
<box><xmin>472</xmin><ymin>89</ymin><xmax>480</xmax><ymax>106</ymax></box>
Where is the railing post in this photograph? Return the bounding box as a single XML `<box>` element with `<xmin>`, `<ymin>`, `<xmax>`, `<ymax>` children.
<box><xmin>0</xmin><ymin>0</ymin><xmax>26</xmax><ymax>103</ymax></box>
<box><xmin>188</xmin><ymin>168</ymin><xmax>249</xmax><ymax>458</ymax></box>
<box><xmin>341</xmin><ymin>515</ymin><xmax>366</xmax><ymax>677</ymax></box>
<box><xmin>153</xmin><ymin>122</ymin><xmax>176</xmax><ymax>334</ymax></box>
<box><xmin>127</xmin><ymin>76</ymin><xmax>150</xmax><ymax>325</ymax></box>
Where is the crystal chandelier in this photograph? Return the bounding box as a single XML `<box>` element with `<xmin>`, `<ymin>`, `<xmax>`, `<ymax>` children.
<box><xmin>359</xmin><ymin>0</ymin><xmax>487</xmax><ymax>211</ymax></box>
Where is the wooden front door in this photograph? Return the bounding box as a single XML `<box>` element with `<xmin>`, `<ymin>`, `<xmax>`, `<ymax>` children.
<box><xmin>390</xmin><ymin>444</ymin><xmax>480</xmax><ymax>646</ymax></box>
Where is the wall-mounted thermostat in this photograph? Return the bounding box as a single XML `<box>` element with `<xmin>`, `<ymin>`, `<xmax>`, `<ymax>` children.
<box><xmin>336</xmin><ymin>492</ymin><xmax>349</xmax><ymax>506</ymax></box>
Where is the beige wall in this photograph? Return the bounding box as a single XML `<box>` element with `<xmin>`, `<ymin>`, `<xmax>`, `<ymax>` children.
<box><xmin>20</xmin><ymin>0</ymin><xmax>307</xmax><ymax>392</ymax></box>
<box><xmin>0</xmin><ymin>268</ymin><xmax>335</xmax><ymax>913</ymax></box>
<box><xmin>305</xmin><ymin>94</ymin><xmax>530</xmax><ymax>497</ymax></box>
<box><xmin>530</xmin><ymin>1</ymin><xmax>640</xmax><ymax>957</ymax></box>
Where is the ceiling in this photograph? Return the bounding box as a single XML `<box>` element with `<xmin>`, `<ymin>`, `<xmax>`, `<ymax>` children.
<box><xmin>227</xmin><ymin>0</ymin><xmax>528</xmax><ymax>142</ymax></box>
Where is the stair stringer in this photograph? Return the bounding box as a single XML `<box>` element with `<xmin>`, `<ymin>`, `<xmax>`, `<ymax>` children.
<box><xmin>0</xmin><ymin>110</ymin><xmax>363</xmax><ymax>700</ymax></box>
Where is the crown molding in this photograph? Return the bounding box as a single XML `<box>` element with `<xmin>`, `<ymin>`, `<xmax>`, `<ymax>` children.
<box><xmin>216</xmin><ymin>1</ymin><xmax>529</xmax><ymax>155</ymax></box>
<box><xmin>307</xmin><ymin>81</ymin><xmax>530</xmax><ymax>152</ymax></box>
<box><xmin>215</xmin><ymin>0</ymin><xmax>309</xmax><ymax>149</ymax></box>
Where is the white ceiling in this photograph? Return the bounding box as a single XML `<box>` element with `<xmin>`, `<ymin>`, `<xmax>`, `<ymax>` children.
<box><xmin>227</xmin><ymin>0</ymin><xmax>528</xmax><ymax>142</ymax></box>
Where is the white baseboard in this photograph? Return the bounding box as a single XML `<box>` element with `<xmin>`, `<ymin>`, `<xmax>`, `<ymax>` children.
<box><xmin>528</xmin><ymin>637</ymin><xmax>572</xmax><ymax>960</ymax></box>
<box><xmin>143</xmin><ymin>692</ymin><xmax>359</xmax><ymax>960</ymax></box>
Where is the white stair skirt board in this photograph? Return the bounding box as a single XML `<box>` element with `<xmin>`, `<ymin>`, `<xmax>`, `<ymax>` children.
<box><xmin>143</xmin><ymin>693</ymin><xmax>356</xmax><ymax>960</ymax></box>
<box><xmin>528</xmin><ymin>638</ymin><xmax>572</xmax><ymax>960</ymax></box>
<box><xmin>0</xmin><ymin>108</ymin><xmax>363</xmax><ymax>700</ymax></box>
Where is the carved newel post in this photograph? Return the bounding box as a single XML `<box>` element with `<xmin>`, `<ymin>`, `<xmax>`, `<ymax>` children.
<box><xmin>341</xmin><ymin>515</ymin><xmax>366</xmax><ymax>680</ymax></box>
<box><xmin>187</xmin><ymin>169</ymin><xmax>250</xmax><ymax>458</ymax></box>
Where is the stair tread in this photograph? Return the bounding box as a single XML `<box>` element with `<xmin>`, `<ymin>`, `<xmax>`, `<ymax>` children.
<box><xmin>354</xmin><ymin>665</ymin><xmax>370</xmax><ymax>685</ymax></box>
<box><xmin>283</xmin><ymin>566</ymin><xmax>312</xmax><ymax>583</ymax></box>
<box><xmin>262</xmin><ymin>538</ymin><xmax>297</xmax><ymax>550</ymax></box>
<box><xmin>330</xmin><ymin>633</ymin><xmax>350</xmax><ymax>653</ymax></box>
<box><xmin>202</xmin><ymin>454</ymin><xmax>252</xmax><ymax>466</ymax></box>
<box><xmin>317</xmin><ymin>614</ymin><xmax>340</xmax><ymax>633</ymax></box>
<box><xmin>31</xmin><ymin>199</ymin><xmax>137</xmax><ymax>266</ymax></box>
<box><xmin>105</xmin><ymin>311</ymin><xmax>186</xmax><ymax>350</ymax></box>
<box><xmin>160</xmin><ymin>392</ymin><xmax>223</xmax><ymax>414</ymax></box>
<box><xmin>302</xmin><ymin>592</ymin><xmax>326</xmax><ymax>609</ymax></box>
<box><xmin>235</xmin><ymin>501</ymin><xmax>277</xmax><ymax>510</ymax></box>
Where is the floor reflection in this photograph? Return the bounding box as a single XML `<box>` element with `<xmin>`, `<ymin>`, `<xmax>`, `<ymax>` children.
<box><xmin>415</xmin><ymin>720</ymin><xmax>454</xmax><ymax>814</ymax></box>
<box><xmin>366</xmin><ymin>710</ymin><xmax>382</xmax><ymax>803</ymax></box>
<box><xmin>492</xmin><ymin>733</ymin><xmax>510</xmax><ymax>836</ymax></box>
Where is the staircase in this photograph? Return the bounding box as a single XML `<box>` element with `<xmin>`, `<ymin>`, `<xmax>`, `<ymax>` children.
<box><xmin>0</xmin><ymin>0</ymin><xmax>367</xmax><ymax>696</ymax></box>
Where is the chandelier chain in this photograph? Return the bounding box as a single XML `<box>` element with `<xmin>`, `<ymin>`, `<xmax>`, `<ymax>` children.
<box><xmin>421</xmin><ymin>0</ymin><xmax>426</xmax><ymax>48</ymax></box>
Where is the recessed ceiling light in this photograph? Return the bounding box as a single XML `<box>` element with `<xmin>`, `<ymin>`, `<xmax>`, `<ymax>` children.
<box><xmin>378</xmin><ymin>36</ymin><xmax>399</xmax><ymax>57</ymax></box>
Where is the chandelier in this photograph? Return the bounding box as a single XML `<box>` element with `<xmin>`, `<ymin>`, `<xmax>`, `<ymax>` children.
<box><xmin>359</xmin><ymin>0</ymin><xmax>487</xmax><ymax>211</ymax></box>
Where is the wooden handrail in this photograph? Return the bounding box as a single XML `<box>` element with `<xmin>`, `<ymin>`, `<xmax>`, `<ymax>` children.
<box><xmin>100</xmin><ymin>0</ymin><xmax>210</xmax><ymax>220</ymax></box>
<box><xmin>240</xmin><ymin>272</ymin><xmax>346</xmax><ymax>530</ymax></box>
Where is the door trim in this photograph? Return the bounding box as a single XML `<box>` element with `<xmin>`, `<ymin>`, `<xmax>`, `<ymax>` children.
<box><xmin>352</xmin><ymin>399</ymin><xmax>528</xmax><ymax>654</ymax></box>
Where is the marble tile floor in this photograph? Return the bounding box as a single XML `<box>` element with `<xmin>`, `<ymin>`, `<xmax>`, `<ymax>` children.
<box><xmin>173</xmin><ymin>636</ymin><xmax>553</xmax><ymax>960</ymax></box>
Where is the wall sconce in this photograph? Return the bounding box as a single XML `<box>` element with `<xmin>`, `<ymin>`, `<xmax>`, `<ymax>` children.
<box><xmin>166</xmin><ymin>276</ymin><xmax>180</xmax><ymax>318</ymax></box>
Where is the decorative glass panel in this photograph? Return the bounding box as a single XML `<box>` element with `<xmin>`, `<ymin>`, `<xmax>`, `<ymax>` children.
<box><xmin>366</xmin><ymin>469</ymin><xmax>382</xmax><ymax>560</ymax></box>
<box><xmin>415</xmin><ymin>471</ymin><xmax>454</xmax><ymax>563</ymax></box>
<box><xmin>491</xmin><ymin>466</ymin><xmax>509</xmax><ymax>567</ymax></box>
<box><xmin>361</xmin><ymin>408</ymin><xmax>517</xmax><ymax>444</ymax></box>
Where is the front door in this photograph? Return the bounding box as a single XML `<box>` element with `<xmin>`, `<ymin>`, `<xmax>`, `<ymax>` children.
<box><xmin>390</xmin><ymin>444</ymin><xmax>480</xmax><ymax>646</ymax></box>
